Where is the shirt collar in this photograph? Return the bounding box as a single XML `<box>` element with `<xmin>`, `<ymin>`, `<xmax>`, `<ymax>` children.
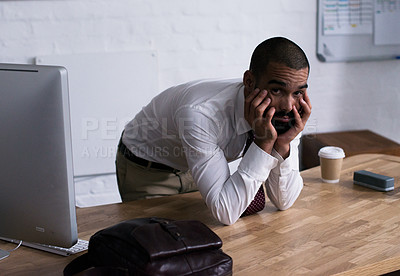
<box><xmin>235</xmin><ymin>85</ymin><xmax>252</xmax><ymax>135</ymax></box>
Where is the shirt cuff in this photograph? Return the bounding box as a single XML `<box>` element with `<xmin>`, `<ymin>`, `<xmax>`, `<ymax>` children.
<box><xmin>238</xmin><ymin>142</ymin><xmax>278</xmax><ymax>181</ymax></box>
<box><xmin>271</xmin><ymin>143</ymin><xmax>299</xmax><ymax>176</ymax></box>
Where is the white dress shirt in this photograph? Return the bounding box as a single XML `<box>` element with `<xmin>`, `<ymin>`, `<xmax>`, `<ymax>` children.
<box><xmin>123</xmin><ymin>78</ymin><xmax>303</xmax><ymax>225</ymax></box>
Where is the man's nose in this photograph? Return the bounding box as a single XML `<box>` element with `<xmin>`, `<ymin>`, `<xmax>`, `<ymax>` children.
<box><xmin>280</xmin><ymin>96</ymin><xmax>295</xmax><ymax>113</ymax></box>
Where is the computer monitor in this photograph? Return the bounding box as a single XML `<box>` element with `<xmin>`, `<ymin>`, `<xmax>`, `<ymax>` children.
<box><xmin>0</xmin><ymin>63</ymin><xmax>77</xmax><ymax>248</ymax></box>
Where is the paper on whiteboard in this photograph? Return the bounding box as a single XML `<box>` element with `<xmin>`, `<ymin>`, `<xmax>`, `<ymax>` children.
<box><xmin>323</xmin><ymin>0</ymin><xmax>373</xmax><ymax>35</ymax></box>
<box><xmin>374</xmin><ymin>0</ymin><xmax>400</xmax><ymax>45</ymax></box>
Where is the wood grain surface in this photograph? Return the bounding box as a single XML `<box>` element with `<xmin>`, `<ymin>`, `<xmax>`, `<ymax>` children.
<box><xmin>1</xmin><ymin>154</ymin><xmax>400</xmax><ymax>276</ymax></box>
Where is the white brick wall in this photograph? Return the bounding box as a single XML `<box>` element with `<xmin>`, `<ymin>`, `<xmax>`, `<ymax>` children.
<box><xmin>74</xmin><ymin>174</ymin><xmax>121</xmax><ymax>207</ymax></box>
<box><xmin>1</xmin><ymin>0</ymin><xmax>399</xmax><ymax>206</ymax></box>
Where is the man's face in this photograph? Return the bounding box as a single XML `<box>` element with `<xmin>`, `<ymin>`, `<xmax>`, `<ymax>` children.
<box><xmin>254</xmin><ymin>62</ymin><xmax>309</xmax><ymax>134</ymax></box>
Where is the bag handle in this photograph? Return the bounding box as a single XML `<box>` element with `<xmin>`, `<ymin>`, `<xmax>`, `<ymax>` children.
<box><xmin>159</xmin><ymin>220</ymin><xmax>183</xmax><ymax>241</ymax></box>
<box><xmin>149</xmin><ymin>218</ymin><xmax>183</xmax><ymax>241</ymax></box>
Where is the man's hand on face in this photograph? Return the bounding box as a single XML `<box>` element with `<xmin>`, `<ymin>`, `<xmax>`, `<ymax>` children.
<box><xmin>273</xmin><ymin>91</ymin><xmax>312</xmax><ymax>158</ymax></box>
<box><xmin>245</xmin><ymin>88</ymin><xmax>312</xmax><ymax>158</ymax></box>
<box><xmin>244</xmin><ymin>88</ymin><xmax>277</xmax><ymax>154</ymax></box>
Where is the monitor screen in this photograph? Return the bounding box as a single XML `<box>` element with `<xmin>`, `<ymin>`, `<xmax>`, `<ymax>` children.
<box><xmin>0</xmin><ymin>63</ymin><xmax>77</xmax><ymax>248</ymax></box>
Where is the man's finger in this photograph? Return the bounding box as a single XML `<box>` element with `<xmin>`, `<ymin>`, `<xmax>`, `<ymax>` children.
<box><xmin>251</xmin><ymin>89</ymin><xmax>268</xmax><ymax>109</ymax></box>
<box><xmin>303</xmin><ymin>91</ymin><xmax>312</xmax><ymax>110</ymax></box>
<box><xmin>263</xmin><ymin>105</ymin><xmax>275</xmax><ymax>122</ymax></box>
<box><xmin>244</xmin><ymin>88</ymin><xmax>260</xmax><ymax>116</ymax></box>
<box><xmin>247</xmin><ymin>89</ymin><xmax>268</xmax><ymax>120</ymax></box>
<box><xmin>300</xmin><ymin>98</ymin><xmax>311</xmax><ymax>121</ymax></box>
<box><xmin>255</xmin><ymin>97</ymin><xmax>271</xmax><ymax>118</ymax></box>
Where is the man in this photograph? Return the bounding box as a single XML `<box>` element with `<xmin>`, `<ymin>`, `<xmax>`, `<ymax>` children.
<box><xmin>116</xmin><ymin>37</ymin><xmax>312</xmax><ymax>225</ymax></box>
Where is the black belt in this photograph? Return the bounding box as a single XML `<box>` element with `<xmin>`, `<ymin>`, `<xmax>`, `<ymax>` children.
<box><xmin>118</xmin><ymin>140</ymin><xmax>178</xmax><ymax>172</ymax></box>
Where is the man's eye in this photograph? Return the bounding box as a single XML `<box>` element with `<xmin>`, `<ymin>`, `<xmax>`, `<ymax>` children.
<box><xmin>271</xmin><ymin>89</ymin><xmax>280</xmax><ymax>94</ymax></box>
<box><xmin>294</xmin><ymin>91</ymin><xmax>304</xmax><ymax>97</ymax></box>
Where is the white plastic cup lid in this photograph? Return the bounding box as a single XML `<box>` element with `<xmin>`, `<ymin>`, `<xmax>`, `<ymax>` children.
<box><xmin>318</xmin><ymin>146</ymin><xmax>345</xmax><ymax>159</ymax></box>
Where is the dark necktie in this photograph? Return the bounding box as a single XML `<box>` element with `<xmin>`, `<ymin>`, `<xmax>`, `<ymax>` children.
<box><xmin>241</xmin><ymin>130</ymin><xmax>266</xmax><ymax>217</ymax></box>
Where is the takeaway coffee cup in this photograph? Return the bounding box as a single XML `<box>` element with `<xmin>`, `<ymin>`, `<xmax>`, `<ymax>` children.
<box><xmin>318</xmin><ymin>146</ymin><xmax>345</xmax><ymax>183</ymax></box>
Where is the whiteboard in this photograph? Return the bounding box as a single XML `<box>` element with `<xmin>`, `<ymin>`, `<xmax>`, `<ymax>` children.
<box><xmin>36</xmin><ymin>51</ymin><xmax>158</xmax><ymax>176</ymax></box>
<box><xmin>317</xmin><ymin>0</ymin><xmax>400</xmax><ymax>62</ymax></box>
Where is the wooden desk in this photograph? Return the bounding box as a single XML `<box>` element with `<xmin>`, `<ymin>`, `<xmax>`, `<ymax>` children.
<box><xmin>2</xmin><ymin>154</ymin><xmax>400</xmax><ymax>276</ymax></box>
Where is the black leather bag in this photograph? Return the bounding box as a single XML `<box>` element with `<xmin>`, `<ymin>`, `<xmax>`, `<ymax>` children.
<box><xmin>64</xmin><ymin>217</ymin><xmax>232</xmax><ymax>276</ymax></box>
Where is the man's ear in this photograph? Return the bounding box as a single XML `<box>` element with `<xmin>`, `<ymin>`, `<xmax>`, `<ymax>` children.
<box><xmin>243</xmin><ymin>70</ymin><xmax>256</xmax><ymax>93</ymax></box>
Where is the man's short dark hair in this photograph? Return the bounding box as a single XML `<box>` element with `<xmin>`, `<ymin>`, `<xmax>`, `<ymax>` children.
<box><xmin>249</xmin><ymin>37</ymin><xmax>310</xmax><ymax>80</ymax></box>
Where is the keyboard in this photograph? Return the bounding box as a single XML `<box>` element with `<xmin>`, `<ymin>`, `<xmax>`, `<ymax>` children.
<box><xmin>0</xmin><ymin>237</ymin><xmax>89</xmax><ymax>256</ymax></box>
